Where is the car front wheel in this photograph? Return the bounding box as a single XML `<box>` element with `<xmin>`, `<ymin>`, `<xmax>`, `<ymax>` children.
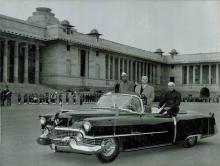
<box><xmin>183</xmin><ymin>136</ymin><xmax>197</xmax><ymax>148</ymax></box>
<box><xmin>96</xmin><ymin>138</ymin><xmax>120</xmax><ymax>163</ymax></box>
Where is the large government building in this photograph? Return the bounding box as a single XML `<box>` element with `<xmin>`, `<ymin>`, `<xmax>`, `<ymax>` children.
<box><xmin>0</xmin><ymin>7</ymin><xmax>220</xmax><ymax>97</ymax></box>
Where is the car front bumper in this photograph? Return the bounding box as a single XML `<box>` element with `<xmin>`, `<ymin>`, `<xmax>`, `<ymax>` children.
<box><xmin>37</xmin><ymin>137</ymin><xmax>102</xmax><ymax>154</ymax></box>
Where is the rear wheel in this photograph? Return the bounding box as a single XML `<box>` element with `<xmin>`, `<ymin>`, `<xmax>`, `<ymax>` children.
<box><xmin>183</xmin><ymin>136</ymin><xmax>197</xmax><ymax>148</ymax></box>
<box><xmin>96</xmin><ymin>138</ymin><xmax>120</xmax><ymax>163</ymax></box>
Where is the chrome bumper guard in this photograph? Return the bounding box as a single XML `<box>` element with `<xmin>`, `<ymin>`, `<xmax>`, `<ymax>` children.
<box><xmin>51</xmin><ymin>137</ymin><xmax>102</xmax><ymax>154</ymax></box>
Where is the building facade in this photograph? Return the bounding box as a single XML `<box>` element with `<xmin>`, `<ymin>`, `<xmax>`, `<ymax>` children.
<box><xmin>0</xmin><ymin>7</ymin><xmax>219</xmax><ymax>97</ymax></box>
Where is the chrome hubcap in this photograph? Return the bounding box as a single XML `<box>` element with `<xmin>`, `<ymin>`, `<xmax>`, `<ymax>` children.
<box><xmin>101</xmin><ymin>138</ymin><xmax>116</xmax><ymax>157</ymax></box>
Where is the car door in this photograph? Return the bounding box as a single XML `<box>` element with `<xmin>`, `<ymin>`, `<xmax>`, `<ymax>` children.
<box><xmin>119</xmin><ymin>96</ymin><xmax>175</xmax><ymax>149</ymax></box>
<box><xmin>139</xmin><ymin>114</ymin><xmax>175</xmax><ymax>146</ymax></box>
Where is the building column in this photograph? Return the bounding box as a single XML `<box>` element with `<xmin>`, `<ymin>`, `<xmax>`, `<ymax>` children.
<box><xmin>150</xmin><ymin>64</ymin><xmax>153</xmax><ymax>83</ymax></box>
<box><xmin>0</xmin><ymin>40</ymin><xmax>2</xmax><ymax>82</ymax></box>
<box><xmin>122</xmin><ymin>58</ymin><xmax>124</xmax><ymax>73</ymax></box>
<box><xmin>157</xmin><ymin>64</ymin><xmax>161</xmax><ymax>84</ymax></box>
<box><xmin>135</xmin><ymin>61</ymin><xmax>138</xmax><ymax>82</ymax></box>
<box><xmin>86</xmin><ymin>51</ymin><xmax>89</xmax><ymax>78</ymax></box>
<box><xmin>146</xmin><ymin>63</ymin><xmax>148</xmax><ymax>77</ymax></box>
<box><xmin>209</xmin><ymin>64</ymin><xmax>211</xmax><ymax>84</ymax></box>
<box><xmin>186</xmin><ymin>65</ymin><xmax>189</xmax><ymax>85</ymax></box>
<box><xmin>118</xmin><ymin>57</ymin><xmax>121</xmax><ymax>80</ymax></box>
<box><xmin>127</xmin><ymin>60</ymin><xmax>129</xmax><ymax>80</ymax></box>
<box><xmin>3</xmin><ymin>39</ymin><xmax>8</xmax><ymax>83</ymax></box>
<box><xmin>139</xmin><ymin>62</ymin><xmax>141</xmax><ymax>82</ymax></box>
<box><xmin>112</xmin><ymin>56</ymin><xmax>115</xmax><ymax>80</ymax></box>
<box><xmin>24</xmin><ymin>43</ymin><xmax>29</xmax><ymax>83</ymax></box>
<box><xmin>35</xmin><ymin>45</ymin><xmax>40</xmax><ymax>84</ymax></box>
<box><xmin>130</xmin><ymin>60</ymin><xmax>133</xmax><ymax>81</ymax></box>
<box><xmin>200</xmin><ymin>64</ymin><xmax>203</xmax><ymax>84</ymax></box>
<box><xmin>193</xmin><ymin>65</ymin><xmax>196</xmax><ymax>84</ymax></box>
<box><xmin>13</xmin><ymin>41</ymin><xmax>19</xmax><ymax>83</ymax></box>
<box><xmin>216</xmin><ymin>64</ymin><xmax>219</xmax><ymax>85</ymax></box>
<box><xmin>108</xmin><ymin>55</ymin><xmax>110</xmax><ymax>80</ymax></box>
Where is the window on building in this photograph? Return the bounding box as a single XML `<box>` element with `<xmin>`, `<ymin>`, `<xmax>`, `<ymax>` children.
<box><xmin>141</xmin><ymin>62</ymin><xmax>143</xmax><ymax>77</ymax></box>
<box><xmin>202</xmin><ymin>65</ymin><xmax>209</xmax><ymax>84</ymax></box>
<box><xmin>155</xmin><ymin>65</ymin><xmax>157</xmax><ymax>84</ymax></box>
<box><xmin>124</xmin><ymin>59</ymin><xmax>127</xmax><ymax>73</ymax></box>
<box><xmin>66</xmin><ymin>59</ymin><xmax>71</xmax><ymax>76</ymax></box>
<box><xmin>128</xmin><ymin>60</ymin><xmax>131</xmax><ymax>81</ymax></box>
<box><xmin>96</xmin><ymin>64</ymin><xmax>100</xmax><ymax>79</ymax></box>
<box><xmin>195</xmin><ymin>65</ymin><xmax>200</xmax><ymax>84</ymax></box>
<box><xmin>96</xmin><ymin>51</ymin><xmax>99</xmax><ymax>57</ymax></box>
<box><xmin>171</xmin><ymin>65</ymin><xmax>174</xmax><ymax>69</ymax></box>
<box><xmin>148</xmin><ymin>64</ymin><xmax>151</xmax><ymax>83</ymax></box>
<box><xmin>80</xmin><ymin>50</ymin><xmax>86</xmax><ymax>77</ymax></box>
<box><xmin>115</xmin><ymin>58</ymin><xmax>119</xmax><ymax>80</ymax></box>
<box><xmin>110</xmin><ymin>56</ymin><xmax>113</xmax><ymax>80</ymax></box>
<box><xmin>67</xmin><ymin>28</ymin><xmax>70</xmax><ymax>35</ymax></box>
<box><xmin>182</xmin><ymin>66</ymin><xmax>187</xmax><ymax>84</ymax></box>
<box><xmin>67</xmin><ymin>44</ymin><xmax>70</xmax><ymax>51</ymax></box>
<box><xmin>189</xmin><ymin>66</ymin><xmax>193</xmax><ymax>84</ymax></box>
<box><xmin>133</xmin><ymin>62</ymin><xmax>136</xmax><ymax>81</ymax></box>
<box><xmin>120</xmin><ymin>58</ymin><xmax>123</xmax><ymax>75</ymax></box>
<box><xmin>211</xmin><ymin>64</ymin><xmax>216</xmax><ymax>84</ymax></box>
<box><xmin>170</xmin><ymin>77</ymin><xmax>175</xmax><ymax>82</ymax></box>
<box><xmin>105</xmin><ymin>54</ymin><xmax>109</xmax><ymax>79</ymax></box>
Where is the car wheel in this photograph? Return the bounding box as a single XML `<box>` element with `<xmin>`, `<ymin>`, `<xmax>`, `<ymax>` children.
<box><xmin>183</xmin><ymin>136</ymin><xmax>197</xmax><ymax>148</ymax></box>
<box><xmin>96</xmin><ymin>138</ymin><xmax>120</xmax><ymax>163</ymax></box>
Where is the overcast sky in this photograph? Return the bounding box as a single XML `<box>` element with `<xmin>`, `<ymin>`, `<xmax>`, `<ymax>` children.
<box><xmin>0</xmin><ymin>0</ymin><xmax>220</xmax><ymax>54</ymax></box>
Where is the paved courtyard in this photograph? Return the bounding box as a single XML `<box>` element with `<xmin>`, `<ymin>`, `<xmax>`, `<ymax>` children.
<box><xmin>0</xmin><ymin>103</ymin><xmax>220</xmax><ymax>166</ymax></box>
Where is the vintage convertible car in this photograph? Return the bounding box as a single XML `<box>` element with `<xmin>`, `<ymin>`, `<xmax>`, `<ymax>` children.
<box><xmin>37</xmin><ymin>93</ymin><xmax>217</xmax><ymax>163</ymax></box>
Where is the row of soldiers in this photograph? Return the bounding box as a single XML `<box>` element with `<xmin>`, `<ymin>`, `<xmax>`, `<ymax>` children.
<box><xmin>16</xmin><ymin>92</ymin><xmax>102</xmax><ymax>105</ymax></box>
<box><xmin>0</xmin><ymin>86</ymin><xmax>12</xmax><ymax>106</ymax></box>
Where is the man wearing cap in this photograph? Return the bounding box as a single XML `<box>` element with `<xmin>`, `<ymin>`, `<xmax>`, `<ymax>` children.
<box><xmin>135</xmin><ymin>76</ymin><xmax>155</xmax><ymax>113</ymax></box>
<box><xmin>158</xmin><ymin>82</ymin><xmax>181</xmax><ymax>116</ymax></box>
<box><xmin>115</xmin><ymin>72</ymin><xmax>134</xmax><ymax>94</ymax></box>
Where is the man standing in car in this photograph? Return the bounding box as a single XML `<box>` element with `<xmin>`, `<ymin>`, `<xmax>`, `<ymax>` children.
<box><xmin>159</xmin><ymin>82</ymin><xmax>181</xmax><ymax>116</ymax></box>
<box><xmin>135</xmin><ymin>76</ymin><xmax>155</xmax><ymax>113</ymax></box>
<box><xmin>115</xmin><ymin>72</ymin><xmax>134</xmax><ymax>94</ymax></box>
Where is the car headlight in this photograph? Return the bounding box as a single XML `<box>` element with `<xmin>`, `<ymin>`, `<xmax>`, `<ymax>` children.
<box><xmin>40</xmin><ymin>117</ymin><xmax>46</xmax><ymax>125</ymax></box>
<box><xmin>83</xmin><ymin>121</ymin><xmax>92</xmax><ymax>132</ymax></box>
<box><xmin>75</xmin><ymin>132</ymin><xmax>83</xmax><ymax>142</ymax></box>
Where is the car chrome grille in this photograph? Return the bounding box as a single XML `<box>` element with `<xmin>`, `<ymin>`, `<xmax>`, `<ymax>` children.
<box><xmin>52</xmin><ymin>129</ymin><xmax>77</xmax><ymax>139</ymax></box>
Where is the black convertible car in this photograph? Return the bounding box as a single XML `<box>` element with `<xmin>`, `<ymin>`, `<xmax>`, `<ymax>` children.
<box><xmin>37</xmin><ymin>93</ymin><xmax>217</xmax><ymax>163</ymax></box>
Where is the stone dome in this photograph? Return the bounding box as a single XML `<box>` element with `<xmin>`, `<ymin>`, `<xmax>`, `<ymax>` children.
<box><xmin>154</xmin><ymin>48</ymin><xmax>164</xmax><ymax>55</ymax></box>
<box><xmin>170</xmin><ymin>49</ymin><xmax>178</xmax><ymax>55</ymax></box>
<box><xmin>61</xmin><ymin>20</ymin><xmax>74</xmax><ymax>27</ymax></box>
<box><xmin>27</xmin><ymin>7</ymin><xmax>60</xmax><ymax>26</ymax></box>
<box><xmin>61</xmin><ymin>20</ymin><xmax>70</xmax><ymax>26</ymax></box>
<box><xmin>89</xmin><ymin>29</ymin><xmax>101</xmax><ymax>36</ymax></box>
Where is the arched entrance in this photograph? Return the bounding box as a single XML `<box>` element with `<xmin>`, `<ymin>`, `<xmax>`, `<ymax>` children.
<box><xmin>200</xmin><ymin>87</ymin><xmax>210</xmax><ymax>98</ymax></box>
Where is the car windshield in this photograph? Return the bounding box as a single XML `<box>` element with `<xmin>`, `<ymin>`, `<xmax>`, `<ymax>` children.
<box><xmin>96</xmin><ymin>94</ymin><xmax>142</xmax><ymax>113</ymax></box>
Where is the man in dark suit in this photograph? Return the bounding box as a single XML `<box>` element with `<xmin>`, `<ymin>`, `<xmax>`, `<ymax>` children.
<box><xmin>159</xmin><ymin>82</ymin><xmax>181</xmax><ymax>116</ymax></box>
